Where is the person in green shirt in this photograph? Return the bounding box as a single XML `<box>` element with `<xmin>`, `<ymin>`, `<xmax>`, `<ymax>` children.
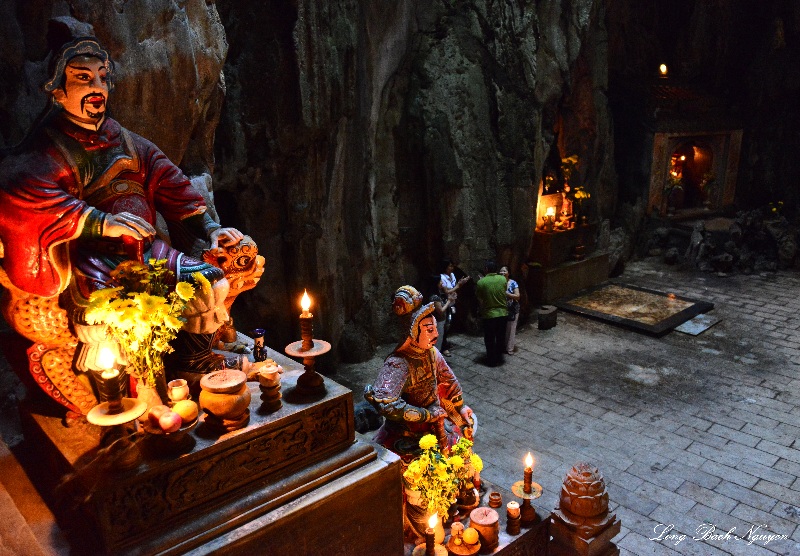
<box><xmin>475</xmin><ymin>260</ymin><xmax>509</xmax><ymax>366</ymax></box>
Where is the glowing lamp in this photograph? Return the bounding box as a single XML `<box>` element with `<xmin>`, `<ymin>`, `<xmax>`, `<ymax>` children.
<box><xmin>659</xmin><ymin>63</ymin><xmax>668</xmax><ymax>77</ymax></box>
<box><xmin>97</xmin><ymin>346</ymin><xmax>119</xmax><ymax>380</ymax></box>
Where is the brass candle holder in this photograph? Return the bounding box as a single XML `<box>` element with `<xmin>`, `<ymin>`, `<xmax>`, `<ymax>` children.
<box><xmin>87</xmin><ymin>348</ymin><xmax>146</xmax><ymax>470</ymax></box>
<box><xmin>284</xmin><ymin>290</ymin><xmax>329</xmax><ymax>397</ymax></box>
<box><xmin>511</xmin><ymin>452</ymin><xmax>542</xmax><ymax>526</ymax></box>
<box><xmin>411</xmin><ymin>513</ymin><xmax>447</xmax><ymax>556</ymax></box>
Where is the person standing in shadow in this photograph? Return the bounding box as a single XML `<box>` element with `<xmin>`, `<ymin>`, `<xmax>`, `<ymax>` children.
<box><xmin>475</xmin><ymin>260</ymin><xmax>508</xmax><ymax>366</ymax></box>
<box><xmin>438</xmin><ymin>259</ymin><xmax>470</xmax><ymax>356</ymax></box>
<box><xmin>500</xmin><ymin>266</ymin><xmax>520</xmax><ymax>355</ymax></box>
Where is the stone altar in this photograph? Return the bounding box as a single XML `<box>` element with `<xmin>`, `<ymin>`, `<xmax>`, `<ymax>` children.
<box><xmin>18</xmin><ymin>347</ymin><xmax>404</xmax><ymax>555</ymax></box>
<box><xmin>527</xmin><ymin>225</ymin><xmax>609</xmax><ymax>305</ymax></box>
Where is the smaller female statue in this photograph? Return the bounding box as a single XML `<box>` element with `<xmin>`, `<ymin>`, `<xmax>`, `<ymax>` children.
<box><xmin>365</xmin><ymin>285</ymin><xmax>475</xmax><ymax>461</ymax></box>
<box><xmin>365</xmin><ymin>285</ymin><xmax>477</xmax><ymax>540</ymax></box>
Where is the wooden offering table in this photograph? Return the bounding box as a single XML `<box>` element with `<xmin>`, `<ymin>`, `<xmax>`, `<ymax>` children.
<box><xmin>404</xmin><ymin>482</ymin><xmax>550</xmax><ymax>556</ymax></box>
<box><xmin>18</xmin><ymin>347</ymin><xmax>404</xmax><ymax>555</ymax></box>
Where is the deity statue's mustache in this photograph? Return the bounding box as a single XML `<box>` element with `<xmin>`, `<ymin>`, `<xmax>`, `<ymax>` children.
<box><xmin>80</xmin><ymin>93</ymin><xmax>106</xmax><ymax>118</ymax></box>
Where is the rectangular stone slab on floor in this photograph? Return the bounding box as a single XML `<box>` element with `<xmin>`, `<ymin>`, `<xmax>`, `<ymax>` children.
<box><xmin>674</xmin><ymin>313</ymin><xmax>722</xmax><ymax>335</ymax></box>
<box><xmin>556</xmin><ymin>282</ymin><xmax>714</xmax><ymax>337</ymax></box>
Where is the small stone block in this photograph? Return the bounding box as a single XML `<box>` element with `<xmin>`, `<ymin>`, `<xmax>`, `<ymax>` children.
<box><xmin>538</xmin><ymin>305</ymin><xmax>558</xmax><ymax>329</ymax></box>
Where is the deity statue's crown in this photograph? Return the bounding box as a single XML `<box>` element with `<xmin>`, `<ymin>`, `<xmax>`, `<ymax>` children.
<box><xmin>392</xmin><ymin>285</ymin><xmax>434</xmax><ymax>341</ymax></box>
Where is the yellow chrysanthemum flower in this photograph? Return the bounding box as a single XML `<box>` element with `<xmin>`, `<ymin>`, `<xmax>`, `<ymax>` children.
<box><xmin>449</xmin><ymin>455</ymin><xmax>464</xmax><ymax>469</ymax></box>
<box><xmin>175</xmin><ymin>281</ymin><xmax>195</xmax><ymax>301</ymax></box>
<box><xmin>470</xmin><ymin>453</ymin><xmax>484</xmax><ymax>473</ymax></box>
<box><xmin>419</xmin><ymin>434</ymin><xmax>437</xmax><ymax>451</ymax></box>
<box><xmin>192</xmin><ymin>271</ymin><xmax>212</xmax><ymax>297</ymax></box>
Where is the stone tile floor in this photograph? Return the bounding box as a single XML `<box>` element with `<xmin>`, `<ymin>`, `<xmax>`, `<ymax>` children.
<box><xmin>335</xmin><ymin>258</ymin><xmax>800</xmax><ymax>556</ymax></box>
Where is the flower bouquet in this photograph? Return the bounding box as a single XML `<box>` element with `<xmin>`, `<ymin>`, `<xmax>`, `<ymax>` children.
<box><xmin>403</xmin><ymin>434</ymin><xmax>483</xmax><ymax>519</ymax></box>
<box><xmin>85</xmin><ymin>259</ymin><xmax>197</xmax><ymax>401</ymax></box>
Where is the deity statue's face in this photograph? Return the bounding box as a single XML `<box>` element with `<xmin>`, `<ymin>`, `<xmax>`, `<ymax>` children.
<box><xmin>413</xmin><ymin>315</ymin><xmax>439</xmax><ymax>351</ymax></box>
<box><xmin>52</xmin><ymin>55</ymin><xmax>108</xmax><ymax>128</ymax></box>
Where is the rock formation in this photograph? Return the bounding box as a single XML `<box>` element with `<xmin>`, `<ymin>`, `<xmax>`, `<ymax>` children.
<box><xmin>2</xmin><ymin>0</ymin><xmax>797</xmax><ymax>367</ymax></box>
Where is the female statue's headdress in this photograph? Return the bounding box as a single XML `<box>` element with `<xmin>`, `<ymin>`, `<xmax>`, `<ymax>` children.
<box><xmin>392</xmin><ymin>285</ymin><xmax>435</xmax><ymax>342</ymax></box>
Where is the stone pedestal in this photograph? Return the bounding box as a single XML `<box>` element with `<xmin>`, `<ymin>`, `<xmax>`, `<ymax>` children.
<box><xmin>550</xmin><ymin>515</ymin><xmax>621</xmax><ymax>556</ymax></box>
<box><xmin>549</xmin><ymin>463</ymin><xmax>621</xmax><ymax>556</ymax></box>
<box><xmin>18</xmin><ymin>350</ymin><xmax>403</xmax><ymax>555</ymax></box>
<box><xmin>528</xmin><ymin>252</ymin><xmax>609</xmax><ymax>305</ymax></box>
<box><xmin>527</xmin><ymin>224</ymin><xmax>609</xmax><ymax>305</ymax></box>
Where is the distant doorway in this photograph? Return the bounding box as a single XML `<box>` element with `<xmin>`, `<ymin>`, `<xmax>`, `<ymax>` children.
<box><xmin>647</xmin><ymin>129</ymin><xmax>741</xmax><ymax>217</ymax></box>
<box><xmin>667</xmin><ymin>142</ymin><xmax>714</xmax><ymax>211</ymax></box>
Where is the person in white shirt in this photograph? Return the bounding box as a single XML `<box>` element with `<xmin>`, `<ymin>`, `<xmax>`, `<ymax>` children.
<box><xmin>438</xmin><ymin>259</ymin><xmax>470</xmax><ymax>356</ymax></box>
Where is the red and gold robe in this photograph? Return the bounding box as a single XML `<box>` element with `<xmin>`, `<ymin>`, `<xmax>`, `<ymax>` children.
<box><xmin>0</xmin><ymin>115</ymin><xmax>208</xmax><ymax>301</ymax></box>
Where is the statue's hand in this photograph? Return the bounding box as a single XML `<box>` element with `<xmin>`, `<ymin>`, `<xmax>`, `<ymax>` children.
<box><xmin>183</xmin><ymin>277</ymin><xmax>230</xmax><ymax>334</ymax></box>
<box><xmin>209</xmin><ymin>227</ymin><xmax>245</xmax><ymax>249</ymax></box>
<box><xmin>103</xmin><ymin>212</ymin><xmax>156</xmax><ymax>240</ymax></box>
<box><xmin>429</xmin><ymin>405</ymin><xmax>447</xmax><ymax>422</ymax></box>
<box><xmin>460</xmin><ymin>405</ymin><xmax>475</xmax><ymax>440</ymax></box>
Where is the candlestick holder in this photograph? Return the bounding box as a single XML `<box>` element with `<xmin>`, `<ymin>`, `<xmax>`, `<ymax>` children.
<box><xmin>257</xmin><ymin>368</ymin><xmax>282</xmax><ymax>413</ymax></box>
<box><xmin>86</xmin><ymin>372</ymin><xmax>147</xmax><ymax>471</ymax></box>
<box><xmin>411</xmin><ymin>537</ymin><xmax>447</xmax><ymax>556</ymax></box>
<box><xmin>511</xmin><ymin>478</ymin><xmax>543</xmax><ymax>527</ymax></box>
<box><xmin>284</xmin><ymin>317</ymin><xmax>329</xmax><ymax>398</ymax></box>
<box><xmin>507</xmin><ymin>501</ymin><xmax>522</xmax><ymax>535</ymax></box>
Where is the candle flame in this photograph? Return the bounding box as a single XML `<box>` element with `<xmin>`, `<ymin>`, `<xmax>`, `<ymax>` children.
<box><xmin>301</xmin><ymin>290</ymin><xmax>311</xmax><ymax>312</ymax></box>
<box><xmin>97</xmin><ymin>346</ymin><xmax>115</xmax><ymax>370</ymax></box>
<box><xmin>545</xmin><ymin>206</ymin><xmax>556</xmax><ymax>217</ymax></box>
<box><xmin>659</xmin><ymin>63</ymin><xmax>668</xmax><ymax>76</ymax></box>
<box><xmin>525</xmin><ymin>452</ymin><xmax>533</xmax><ymax>468</ymax></box>
<box><xmin>428</xmin><ymin>513</ymin><xmax>438</xmax><ymax>528</ymax></box>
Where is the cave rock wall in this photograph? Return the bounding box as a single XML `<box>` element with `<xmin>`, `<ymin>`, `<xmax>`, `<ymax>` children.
<box><xmin>0</xmin><ymin>0</ymin><xmax>612</xmax><ymax>365</ymax></box>
<box><xmin>216</xmin><ymin>0</ymin><xmax>612</xmax><ymax>362</ymax></box>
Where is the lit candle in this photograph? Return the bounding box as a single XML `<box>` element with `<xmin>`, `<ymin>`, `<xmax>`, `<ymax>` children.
<box><xmin>300</xmin><ymin>290</ymin><xmax>312</xmax><ymax>318</ymax></box>
<box><xmin>96</xmin><ymin>345</ymin><xmax>123</xmax><ymax>414</ymax></box>
<box><xmin>426</xmin><ymin>513</ymin><xmax>438</xmax><ymax>556</ymax></box>
<box><xmin>524</xmin><ymin>452</ymin><xmax>534</xmax><ymax>494</ymax></box>
<box><xmin>659</xmin><ymin>63</ymin><xmax>668</xmax><ymax>77</ymax></box>
<box><xmin>97</xmin><ymin>346</ymin><xmax>119</xmax><ymax>380</ymax></box>
<box><xmin>299</xmin><ymin>290</ymin><xmax>313</xmax><ymax>351</ymax></box>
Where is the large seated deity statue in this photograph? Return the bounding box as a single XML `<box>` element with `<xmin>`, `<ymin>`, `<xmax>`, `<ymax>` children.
<box><xmin>365</xmin><ymin>285</ymin><xmax>475</xmax><ymax>460</ymax></box>
<box><xmin>0</xmin><ymin>21</ymin><xmax>262</xmax><ymax>415</ymax></box>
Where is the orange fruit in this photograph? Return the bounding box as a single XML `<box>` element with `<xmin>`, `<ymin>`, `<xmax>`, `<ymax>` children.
<box><xmin>172</xmin><ymin>400</ymin><xmax>199</xmax><ymax>424</ymax></box>
<box><xmin>462</xmin><ymin>527</ymin><xmax>479</xmax><ymax>545</ymax></box>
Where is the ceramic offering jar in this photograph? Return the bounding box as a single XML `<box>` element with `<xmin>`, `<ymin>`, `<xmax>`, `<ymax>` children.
<box><xmin>199</xmin><ymin>369</ymin><xmax>251</xmax><ymax>432</ymax></box>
